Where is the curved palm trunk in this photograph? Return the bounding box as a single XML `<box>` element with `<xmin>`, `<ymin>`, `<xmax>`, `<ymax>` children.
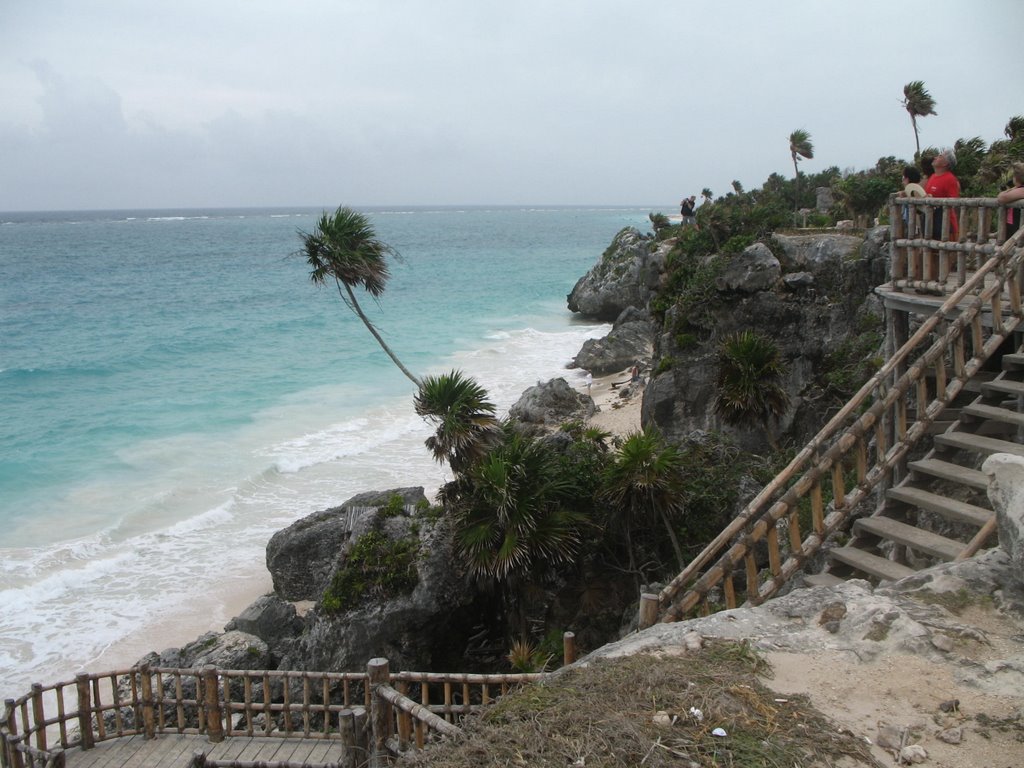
<box><xmin>911</xmin><ymin>115</ymin><xmax>921</xmax><ymax>160</ymax></box>
<box><xmin>341</xmin><ymin>282</ymin><xmax>421</xmax><ymax>387</ymax></box>
<box><xmin>792</xmin><ymin>153</ymin><xmax>801</xmax><ymax>212</ymax></box>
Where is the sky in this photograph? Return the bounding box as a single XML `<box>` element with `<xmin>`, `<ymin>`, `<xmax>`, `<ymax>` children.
<box><xmin>1</xmin><ymin>0</ymin><xmax>1021</xmax><ymax>211</ymax></box>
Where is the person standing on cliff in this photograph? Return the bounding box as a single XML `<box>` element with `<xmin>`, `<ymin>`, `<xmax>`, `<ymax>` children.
<box><xmin>680</xmin><ymin>196</ymin><xmax>697</xmax><ymax>227</ymax></box>
<box><xmin>924</xmin><ymin>148</ymin><xmax>960</xmax><ymax>282</ymax></box>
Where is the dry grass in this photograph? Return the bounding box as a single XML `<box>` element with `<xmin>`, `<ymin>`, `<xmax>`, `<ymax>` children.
<box><xmin>400</xmin><ymin>640</ymin><xmax>881</xmax><ymax>767</ymax></box>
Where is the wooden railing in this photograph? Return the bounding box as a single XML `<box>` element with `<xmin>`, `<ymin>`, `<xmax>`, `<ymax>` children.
<box><xmin>1</xmin><ymin>659</ymin><xmax>544</xmax><ymax>768</ymax></box>
<box><xmin>644</xmin><ymin>199</ymin><xmax>1024</xmax><ymax>625</ymax></box>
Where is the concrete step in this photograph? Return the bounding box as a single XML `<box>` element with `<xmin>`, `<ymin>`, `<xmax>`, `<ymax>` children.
<box><xmin>829</xmin><ymin>546</ymin><xmax>916</xmax><ymax>583</ymax></box>
<box><xmin>908</xmin><ymin>458</ymin><xmax>988</xmax><ymax>490</ymax></box>
<box><xmin>981</xmin><ymin>379</ymin><xmax>1024</xmax><ymax>398</ymax></box>
<box><xmin>1002</xmin><ymin>352</ymin><xmax>1024</xmax><ymax>370</ymax></box>
<box><xmin>804</xmin><ymin>572</ymin><xmax>846</xmax><ymax>588</ymax></box>
<box><xmin>854</xmin><ymin>516</ymin><xmax>962</xmax><ymax>561</ymax></box>
<box><xmin>962</xmin><ymin>402</ymin><xmax>1024</xmax><ymax>428</ymax></box>
<box><xmin>934</xmin><ymin>431</ymin><xmax>1024</xmax><ymax>459</ymax></box>
<box><xmin>885</xmin><ymin>486</ymin><xmax>991</xmax><ymax>527</ymax></box>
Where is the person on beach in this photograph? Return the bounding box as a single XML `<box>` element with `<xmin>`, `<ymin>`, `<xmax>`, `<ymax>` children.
<box><xmin>997</xmin><ymin>162</ymin><xmax>1024</xmax><ymax>237</ymax></box>
<box><xmin>630</xmin><ymin>363</ymin><xmax>640</xmax><ymax>383</ymax></box>
<box><xmin>585</xmin><ymin>371</ymin><xmax>593</xmax><ymax>395</ymax></box>
<box><xmin>679</xmin><ymin>196</ymin><xmax>697</xmax><ymax>227</ymax></box>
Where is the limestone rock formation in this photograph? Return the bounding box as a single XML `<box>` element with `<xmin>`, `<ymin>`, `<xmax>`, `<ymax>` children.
<box><xmin>566</xmin><ymin>227</ymin><xmax>668</xmax><ymax>321</ymax></box>
<box><xmin>642</xmin><ymin>228</ymin><xmax>888</xmax><ymax>451</ymax></box>
<box><xmin>571</xmin><ymin>307</ymin><xmax>653</xmax><ymax>376</ymax></box>
<box><xmin>266</xmin><ymin>487</ymin><xmax>428</xmax><ymax>601</ymax></box>
<box><xmin>509</xmin><ymin>377</ymin><xmax>596</xmax><ymax>425</ymax></box>
<box><xmin>984</xmin><ymin>452</ymin><xmax>1024</xmax><ymax>586</ymax></box>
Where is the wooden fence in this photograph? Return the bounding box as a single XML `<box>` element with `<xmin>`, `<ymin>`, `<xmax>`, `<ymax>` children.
<box><xmin>1</xmin><ymin>658</ymin><xmax>547</xmax><ymax>768</ymax></box>
<box><xmin>643</xmin><ymin>197</ymin><xmax>1024</xmax><ymax>625</ymax></box>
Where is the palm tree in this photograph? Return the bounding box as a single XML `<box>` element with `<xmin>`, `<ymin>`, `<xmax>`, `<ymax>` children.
<box><xmin>413</xmin><ymin>370</ymin><xmax>501</xmax><ymax>473</ymax></box>
<box><xmin>600</xmin><ymin>428</ymin><xmax>687</xmax><ymax>574</ymax></box>
<box><xmin>299</xmin><ymin>206</ymin><xmax>420</xmax><ymax>386</ymax></box>
<box><xmin>454</xmin><ymin>429</ymin><xmax>585</xmax><ymax>584</ymax></box>
<box><xmin>788</xmin><ymin>129</ymin><xmax>814</xmax><ymax>211</ymax></box>
<box><xmin>701</xmin><ymin>188</ymin><xmax>713</xmax><ymax>205</ymax></box>
<box><xmin>902</xmin><ymin>81</ymin><xmax>937</xmax><ymax>160</ymax></box>
<box><xmin>713</xmin><ymin>330</ymin><xmax>790</xmax><ymax>448</ymax></box>
<box><xmin>1006</xmin><ymin>115</ymin><xmax>1024</xmax><ymax>142</ymax></box>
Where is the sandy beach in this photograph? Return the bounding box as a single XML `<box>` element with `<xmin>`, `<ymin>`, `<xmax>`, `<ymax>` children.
<box><xmin>581</xmin><ymin>368</ymin><xmax>644</xmax><ymax>437</ymax></box>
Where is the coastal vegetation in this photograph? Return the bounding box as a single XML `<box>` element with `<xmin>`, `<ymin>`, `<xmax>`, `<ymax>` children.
<box><xmin>300</xmin><ymin>112</ymin><xmax>1024</xmax><ymax>667</ymax></box>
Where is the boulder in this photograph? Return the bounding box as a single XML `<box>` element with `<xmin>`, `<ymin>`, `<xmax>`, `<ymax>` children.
<box><xmin>714</xmin><ymin>242</ymin><xmax>780</xmax><ymax>293</ymax></box>
<box><xmin>266</xmin><ymin>487</ymin><xmax>428</xmax><ymax>601</ymax></box>
<box><xmin>983</xmin><ymin>453</ymin><xmax>1024</xmax><ymax>585</ymax></box>
<box><xmin>225</xmin><ymin>594</ymin><xmax>304</xmax><ymax>662</ymax></box>
<box><xmin>572</xmin><ymin>307</ymin><xmax>653</xmax><ymax>376</ymax></box>
<box><xmin>567</xmin><ymin>228</ymin><xmax>667</xmax><ymax>321</ymax></box>
<box><xmin>509</xmin><ymin>377</ymin><xmax>596</xmax><ymax>425</ymax></box>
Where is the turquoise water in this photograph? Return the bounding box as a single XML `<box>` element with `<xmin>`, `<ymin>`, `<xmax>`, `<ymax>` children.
<box><xmin>0</xmin><ymin>205</ymin><xmax>655</xmax><ymax>696</ymax></box>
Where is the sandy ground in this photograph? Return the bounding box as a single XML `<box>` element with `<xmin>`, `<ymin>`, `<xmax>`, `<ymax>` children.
<box><xmin>579</xmin><ymin>368</ymin><xmax>643</xmax><ymax>437</ymax></box>
<box><xmin>766</xmin><ymin>605</ymin><xmax>1024</xmax><ymax>767</ymax></box>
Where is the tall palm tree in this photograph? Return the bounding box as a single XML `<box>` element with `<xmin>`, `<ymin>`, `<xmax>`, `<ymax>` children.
<box><xmin>788</xmin><ymin>129</ymin><xmax>814</xmax><ymax>211</ymax></box>
<box><xmin>713</xmin><ymin>330</ymin><xmax>790</xmax><ymax>448</ymax></box>
<box><xmin>600</xmin><ymin>428</ymin><xmax>687</xmax><ymax>574</ymax></box>
<box><xmin>902</xmin><ymin>81</ymin><xmax>937</xmax><ymax>160</ymax></box>
<box><xmin>413</xmin><ymin>370</ymin><xmax>501</xmax><ymax>473</ymax></box>
<box><xmin>299</xmin><ymin>206</ymin><xmax>420</xmax><ymax>386</ymax></box>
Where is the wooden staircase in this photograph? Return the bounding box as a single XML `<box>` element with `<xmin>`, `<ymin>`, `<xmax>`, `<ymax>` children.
<box><xmin>810</xmin><ymin>351</ymin><xmax>1024</xmax><ymax>586</ymax></box>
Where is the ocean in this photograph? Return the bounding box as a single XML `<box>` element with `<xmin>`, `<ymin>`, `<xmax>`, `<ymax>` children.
<box><xmin>0</xmin><ymin>205</ymin><xmax>658</xmax><ymax>699</ymax></box>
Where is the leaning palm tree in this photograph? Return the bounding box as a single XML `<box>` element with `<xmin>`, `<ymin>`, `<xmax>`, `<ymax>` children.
<box><xmin>714</xmin><ymin>330</ymin><xmax>790</xmax><ymax>448</ymax></box>
<box><xmin>299</xmin><ymin>206</ymin><xmax>420</xmax><ymax>386</ymax></box>
<box><xmin>788</xmin><ymin>129</ymin><xmax>814</xmax><ymax>211</ymax></box>
<box><xmin>902</xmin><ymin>81</ymin><xmax>937</xmax><ymax>160</ymax></box>
<box><xmin>414</xmin><ymin>370</ymin><xmax>501</xmax><ymax>474</ymax></box>
<box><xmin>600</xmin><ymin>428</ymin><xmax>687</xmax><ymax>575</ymax></box>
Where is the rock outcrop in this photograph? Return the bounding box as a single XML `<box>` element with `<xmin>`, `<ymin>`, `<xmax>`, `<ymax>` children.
<box><xmin>509</xmin><ymin>377</ymin><xmax>596</xmax><ymax>425</ymax></box>
<box><xmin>571</xmin><ymin>307</ymin><xmax>653</xmax><ymax>376</ymax></box>
<box><xmin>642</xmin><ymin>228</ymin><xmax>888</xmax><ymax>451</ymax></box>
<box><xmin>566</xmin><ymin>228</ymin><xmax>668</xmax><ymax>321</ymax></box>
<box><xmin>266</xmin><ymin>487</ymin><xmax>428</xmax><ymax>601</ymax></box>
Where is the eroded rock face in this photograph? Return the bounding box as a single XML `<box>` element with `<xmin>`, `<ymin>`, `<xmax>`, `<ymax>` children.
<box><xmin>642</xmin><ymin>228</ymin><xmax>888</xmax><ymax>452</ymax></box>
<box><xmin>509</xmin><ymin>377</ymin><xmax>596</xmax><ymax>425</ymax></box>
<box><xmin>266</xmin><ymin>487</ymin><xmax>428</xmax><ymax>601</ymax></box>
<box><xmin>572</xmin><ymin>307</ymin><xmax>653</xmax><ymax>376</ymax></box>
<box><xmin>567</xmin><ymin>228</ymin><xmax>668</xmax><ymax>321</ymax></box>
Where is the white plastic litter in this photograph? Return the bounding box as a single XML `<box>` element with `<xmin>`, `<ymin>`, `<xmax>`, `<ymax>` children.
<box><xmin>712</xmin><ymin>727</ymin><xmax>727</xmax><ymax>737</ymax></box>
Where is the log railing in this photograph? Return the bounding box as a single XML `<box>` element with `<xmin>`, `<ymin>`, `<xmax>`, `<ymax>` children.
<box><xmin>1</xmin><ymin>659</ymin><xmax>544</xmax><ymax>768</ymax></box>
<box><xmin>647</xmin><ymin>200</ymin><xmax>1024</xmax><ymax>625</ymax></box>
<box><xmin>891</xmin><ymin>196</ymin><xmax>1024</xmax><ymax>292</ymax></box>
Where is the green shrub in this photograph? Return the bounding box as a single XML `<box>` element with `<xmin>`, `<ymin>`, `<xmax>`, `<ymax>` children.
<box><xmin>321</xmin><ymin>530</ymin><xmax>420</xmax><ymax>615</ymax></box>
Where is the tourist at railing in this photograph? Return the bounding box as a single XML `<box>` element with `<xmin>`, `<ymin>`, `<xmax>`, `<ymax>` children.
<box><xmin>997</xmin><ymin>162</ymin><xmax>1024</xmax><ymax>237</ymax></box>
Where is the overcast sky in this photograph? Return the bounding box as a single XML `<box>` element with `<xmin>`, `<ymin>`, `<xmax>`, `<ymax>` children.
<box><xmin>1</xmin><ymin>0</ymin><xmax>1020</xmax><ymax>211</ymax></box>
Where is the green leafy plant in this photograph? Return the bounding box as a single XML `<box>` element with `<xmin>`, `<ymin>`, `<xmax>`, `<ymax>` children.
<box><xmin>321</xmin><ymin>530</ymin><xmax>420</xmax><ymax>615</ymax></box>
<box><xmin>714</xmin><ymin>330</ymin><xmax>790</xmax><ymax>447</ymax></box>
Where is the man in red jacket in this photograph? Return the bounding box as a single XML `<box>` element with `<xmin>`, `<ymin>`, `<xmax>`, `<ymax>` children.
<box><xmin>924</xmin><ymin>148</ymin><xmax>960</xmax><ymax>283</ymax></box>
<box><xmin>926</xmin><ymin>149</ymin><xmax>960</xmax><ymax>239</ymax></box>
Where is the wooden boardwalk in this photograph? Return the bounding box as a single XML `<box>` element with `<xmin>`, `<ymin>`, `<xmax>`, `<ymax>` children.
<box><xmin>59</xmin><ymin>734</ymin><xmax>348</xmax><ymax>767</ymax></box>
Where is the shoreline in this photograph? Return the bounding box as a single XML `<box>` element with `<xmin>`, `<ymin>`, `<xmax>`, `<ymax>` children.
<box><xmin>81</xmin><ymin>365</ymin><xmax>639</xmax><ymax>678</ymax></box>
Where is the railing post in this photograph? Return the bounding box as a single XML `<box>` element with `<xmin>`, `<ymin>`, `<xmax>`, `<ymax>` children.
<box><xmin>4</xmin><ymin>697</ymin><xmax>24</xmax><ymax>768</ymax></box>
<box><xmin>562</xmin><ymin>632</ymin><xmax>576</xmax><ymax>666</ymax></box>
<box><xmin>202</xmin><ymin>666</ymin><xmax>223</xmax><ymax>744</ymax></box>
<box><xmin>29</xmin><ymin>685</ymin><xmax>45</xmax><ymax>754</ymax></box>
<box><xmin>75</xmin><ymin>675</ymin><xmax>94</xmax><ymax>751</ymax></box>
<box><xmin>139</xmin><ymin>665</ymin><xmax>156</xmax><ymax>740</ymax></box>
<box><xmin>637</xmin><ymin>593</ymin><xmax>659</xmax><ymax>630</ymax></box>
<box><xmin>367</xmin><ymin>658</ymin><xmax>390</xmax><ymax>768</ymax></box>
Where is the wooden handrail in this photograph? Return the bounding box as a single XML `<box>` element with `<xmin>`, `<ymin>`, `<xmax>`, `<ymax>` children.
<box><xmin>0</xmin><ymin>662</ymin><xmax>543</xmax><ymax>768</ymax></box>
<box><xmin>653</xmin><ymin>207</ymin><xmax>1024</xmax><ymax>624</ymax></box>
